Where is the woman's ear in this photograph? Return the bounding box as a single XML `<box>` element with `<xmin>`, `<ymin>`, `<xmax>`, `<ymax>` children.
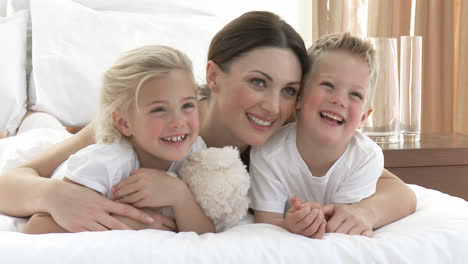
<box><xmin>112</xmin><ymin>110</ymin><xmax>132</xmax><ymax>137</ymax></box>
<box><xmin>206</xmin><ymin>60</ymin><xmax>223</xmax><ymax>93</ymax></box>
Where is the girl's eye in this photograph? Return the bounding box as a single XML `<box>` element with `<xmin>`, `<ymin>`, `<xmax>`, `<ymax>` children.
<box><xmin>151</xmin><ymin>107</ymin><xmax>165</xmax><ymax>113</ymax></box>
<box><xmin>282</xmin><ymin>87</ymin><xmax>298</xmax><ymax>97</ymax></box>
<box><xmin>350</xmin><ymin>92</ymin><xmax>363</xmax><ymax>100</ymax></box>
<box><xmin>250</xmin><ymin>78</ymin><xmax>266</xmax><ymax>88</ymax></box>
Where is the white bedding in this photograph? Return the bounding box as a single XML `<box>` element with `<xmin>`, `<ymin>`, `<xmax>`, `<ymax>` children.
<box><xmin>1</xmin><ymin>128</ymin><xmax>468</xmax><ymax>263</ymax></box>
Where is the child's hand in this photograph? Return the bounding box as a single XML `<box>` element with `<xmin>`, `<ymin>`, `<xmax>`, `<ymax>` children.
<box><xmin>111</xmin><ymin>168</ymin><xmax>186</xmax><ymax>208</ymax></box>
<box><xmin>284</xmin><ymin>197</ymin><xmax>326</xmax><ymax>239</ymax></box>
<box><xmin>322</xmin><ymin>203</ymin><xmax>373</xmax><ymax>237</ymax></box>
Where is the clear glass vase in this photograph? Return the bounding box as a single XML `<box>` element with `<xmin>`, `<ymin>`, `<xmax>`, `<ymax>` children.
<box><xmin>400</xmin><ymin>36</ymin><xmax>422</xmax><ymax>142</ymax></box>
<box><xmin>361</xmin><ymin>37</ymin><xmax>400</xmax><ymax>143</ymax></box>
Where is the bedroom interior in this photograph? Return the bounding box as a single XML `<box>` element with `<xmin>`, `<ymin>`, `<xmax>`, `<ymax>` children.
<box><xmin>0</xmin><ymin>0</ymin><xmax>467</xmax><ymax>263</ymax></box>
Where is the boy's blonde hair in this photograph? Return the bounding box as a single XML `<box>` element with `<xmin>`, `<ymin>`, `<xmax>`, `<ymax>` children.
<box><xmin>305</xmin><ymin>32</ymin><xmax>377</xmax><ymax>109</ymax></box>
<box><xmin>94</xmin><ymin>45</ymin><xmax>194</xmax><ymax>144</ymax></box>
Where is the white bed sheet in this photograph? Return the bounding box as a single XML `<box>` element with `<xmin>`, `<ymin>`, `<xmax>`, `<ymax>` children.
<box><xmin>1</xmin><ymin>127</ymin><xmax>468</xmax><ymax>263</ymax></box>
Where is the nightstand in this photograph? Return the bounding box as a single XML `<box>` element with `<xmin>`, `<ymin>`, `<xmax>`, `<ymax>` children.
<box><xmin>378</xmin><ymin>133</ymin><xmax>468</xmax><ymax>201</ymax></box>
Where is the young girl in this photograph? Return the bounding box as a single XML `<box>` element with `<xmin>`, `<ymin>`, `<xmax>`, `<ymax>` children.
<box><xmin>22</xmin><ymin>45</ymin><xmax>214</xmax><ymax>234</ymax></box>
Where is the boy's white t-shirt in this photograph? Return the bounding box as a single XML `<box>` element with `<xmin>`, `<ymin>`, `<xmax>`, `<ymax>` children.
<box><xmin>52</xmin><ymin>137</ymin><xmax>206</xmax><ymax>198</ymax></box>
<box><xmin>249</xmin><ymin>123</ymin><xmax>383</xmax><ymax>214</ymax></box>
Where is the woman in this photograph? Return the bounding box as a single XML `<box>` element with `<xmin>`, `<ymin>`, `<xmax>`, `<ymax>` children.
<box><xmin>0</xmin><ymin>11</ymin><xmax>416</xmax><ymax>234</ymax></box>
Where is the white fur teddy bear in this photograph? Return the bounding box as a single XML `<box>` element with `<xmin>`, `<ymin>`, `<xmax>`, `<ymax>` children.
<box><xmin>163</xmin><ymin>146</ymin><xmax>251</xmax><ymax>232</ymax></box>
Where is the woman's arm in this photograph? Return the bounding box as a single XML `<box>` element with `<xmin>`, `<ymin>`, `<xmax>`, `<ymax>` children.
<box><xmin>0</xmin><ymin>125</ymin><xmax>155</xmax><ymax>231</ymax></box>
<box><xmin>324</xmin><ymin>169</ymin><xmax>417</xmax><ymax>233</ymax></box>
<box><xmin>0</xmin><ymin>125</ymin><xmax>95</xmax><ymax>216</ymax></box>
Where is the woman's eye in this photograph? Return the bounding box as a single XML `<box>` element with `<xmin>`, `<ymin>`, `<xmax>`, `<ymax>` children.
<box><xmin>282</xmin><ymin>87</ymin><xmax>298</xmax><ymax>96</ymax></box>
<box><xmin>251</xmin><ymin>78</ymin><xmax>266</xmax><ymax>88</ymax></box>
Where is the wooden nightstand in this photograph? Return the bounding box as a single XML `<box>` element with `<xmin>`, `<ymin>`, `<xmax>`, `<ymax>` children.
<box><xmin>378</xmin><ymin>133</ymin><xmax>468</xmax><ymax>201</ymax></box>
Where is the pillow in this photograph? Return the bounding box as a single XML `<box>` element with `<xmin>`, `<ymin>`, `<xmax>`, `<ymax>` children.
<box><xmin>0</xmin><ymin>0</ymin><xmax>7</xmax><ymax>16</ymax></box>
<box><xmin>0</xmin><ymin>10</ymin><xmax>28</xmax><ymax>136</ymax></box>
<box><xmin>13</xmin><ymin>0</ymin><xmax>216</xmax><ymax>98</ymax></box>
<box><xmin>29</xmin><ymin>0</ymin><xmax>226</xmax><ymax>126</ymax></box>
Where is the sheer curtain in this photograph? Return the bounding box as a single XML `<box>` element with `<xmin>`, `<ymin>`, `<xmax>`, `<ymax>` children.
<box><xmin>310</xmin><ymin>0</ymin><xmax>468</xmax><ymax>134</ymax></box>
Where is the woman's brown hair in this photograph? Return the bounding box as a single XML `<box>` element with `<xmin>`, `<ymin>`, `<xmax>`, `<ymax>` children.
<box><xmin>198</xmin><ymin>11</ymin><xmax>308</xmax><ymax>99</ymax></box>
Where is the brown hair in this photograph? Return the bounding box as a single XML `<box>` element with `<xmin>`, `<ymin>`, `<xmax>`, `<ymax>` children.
<box><xmin>198</xmin><ymin>11</ymin><xmax>308</xmax><ymax>99</ymax></box>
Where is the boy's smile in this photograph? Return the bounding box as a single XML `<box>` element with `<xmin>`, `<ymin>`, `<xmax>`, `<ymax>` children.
<box><xmin>296</xmin><ymin>50</ymin><xmax>372</xmax><ymax>150</ymax></box>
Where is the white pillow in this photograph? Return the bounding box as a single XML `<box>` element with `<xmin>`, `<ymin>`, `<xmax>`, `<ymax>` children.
<box><xmin>0</xmin><ymin>10</ymin><xmax>28</xmax><ymax>136</ymax></box>
<box><xmin>13</xmin><ymin>0</ymin><xmax>216</xmax><ymax>14</ymax></box>
<box><xmin>29</xmin><ymin>0</ymin><xmax>226</xmax><ymax>126</ymax></box>
<box><xmin>0</xmin><ymin>0</ymin><xmax>7</xmax><ymax>16</ymax></box>
<box><xmin>13</xmin><ymin>0</ymin><xmax>217</xmax><ymax>98</ymax></box>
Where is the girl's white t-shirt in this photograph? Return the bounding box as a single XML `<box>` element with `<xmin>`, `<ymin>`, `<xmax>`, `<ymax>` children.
<box><xmin>52</xmin><ymin>137</ymin><xmax>206</xmax><ymax>198</ymax></box>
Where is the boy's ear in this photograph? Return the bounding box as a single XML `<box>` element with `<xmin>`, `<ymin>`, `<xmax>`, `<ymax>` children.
<box><xmin>296</xmin><ymin>89</ymin><xmax>304</xmax><ymax>110</ymax></box>
<box><xmin>206</xmin><ymin>60</ymin><xmax>223</xmax><ymax>93</ymax></box>
<box><xmin>358</xmin><ymin>108</ymin><xmax>373</xmax><ymax>129</ymax></box>
<box><xmin>112</xmin><ymin>110</ymin><xmax>132</xmax><ymax>137</ymax></box>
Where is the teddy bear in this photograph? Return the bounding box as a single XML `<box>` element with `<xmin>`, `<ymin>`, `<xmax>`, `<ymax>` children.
<box><xmin>161</xmin><ymin>146</ymin><xmax>251</xmax><ymax>232</ymax></box>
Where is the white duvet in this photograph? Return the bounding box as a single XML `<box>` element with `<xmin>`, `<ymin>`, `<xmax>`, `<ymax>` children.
<box><xmin>1</xmin><ymin>128</ymin><xmax>468</xmax><ymax>263</ymax></box>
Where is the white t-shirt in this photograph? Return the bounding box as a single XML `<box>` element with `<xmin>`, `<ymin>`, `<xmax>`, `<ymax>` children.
<box><xmin>249</xmin><ymin>123</ymin><xmax>383</xmax><ymax>214</ymax></box>
<box><xmin>52</xmin><ymin>137</ymin><xmax>206</xmax><ymax>198</ymax></box>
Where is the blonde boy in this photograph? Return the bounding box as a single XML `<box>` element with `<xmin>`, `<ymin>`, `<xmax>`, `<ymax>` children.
<box><xmin>250</xmin><ymin>32</ymin><xmax>383</xmax><ymax>238</ymax></box>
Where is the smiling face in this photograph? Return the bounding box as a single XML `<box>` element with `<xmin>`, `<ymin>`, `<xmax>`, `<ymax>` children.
<box><xmin>296</xmin><ymin>50</ymin><xmax>372</xmax><ymax>149</ymax></box>
<box><xmin>208</xmin><ymin>47</ymin><xmax>302</xmax><ymax>147</ymax></box>
<box><xmin>115</xmin><ymin>69</ymin><xmax>198</xmax><ymax>169</ymax></box>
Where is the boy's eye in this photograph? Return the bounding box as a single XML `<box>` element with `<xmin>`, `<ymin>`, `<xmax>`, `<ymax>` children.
<box><xmin>321</xmin><ymin>81</ymin><xmax>334</xmax><ymax>88</ymax></box>
<box><xmin>282</xmin><ymin>87</ymin><xmax>298</xmax><ymax>96</ymax></box>
<box><xmin>350</xmin><ymin>92</ymin><xmax>363</xmax><ymax>100</ymax></box>
<box><xmin>250</xmin><ymin>78</ymin><xmax>266</xmax><ymax>87</ymax></box>
<box><xmin>182</xmin><ymin>102</ymin><xmax>195</xmax><ymax>109</ymax></box>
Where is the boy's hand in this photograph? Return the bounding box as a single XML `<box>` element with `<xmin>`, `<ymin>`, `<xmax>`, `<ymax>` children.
<box><xmin>322</xmin><ymin>203</ymin><xmax>373</xmax><ymax>237</ymax></box>
<box><xmin>111</xmin><ymin>168</ymin><xmax>185</xmax><ymax>208</ymax></box>
<box><xmin>285</xmin><ymin>197</ymin><xmax>326</xmax><ymax>239</ymax></box>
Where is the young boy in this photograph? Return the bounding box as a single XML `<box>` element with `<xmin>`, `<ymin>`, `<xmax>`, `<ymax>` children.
<box><xmin>249</xmin><ymin>32</ymin><xmax>383</xmax><ymax>239</ymax></box>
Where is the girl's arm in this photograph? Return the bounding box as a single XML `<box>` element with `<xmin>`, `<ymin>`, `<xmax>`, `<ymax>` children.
<box><xmin>172</xmin><ymin>181</ymin><xmax>215</xmax><ymax>234</ymax></box>
<box><xmin>112</xmin><ymin>168</ymin><xmax>215</xmax><ymax>234</ymax></box>
<box><xmin>324</xmin><ymin>169</ymin><xmax>417</xmax><ymax>232</ymax></box>
<box><xmin>0</xmin><ymin>125</ymin><xmax>155</xmax><ymax>231</ymax></box>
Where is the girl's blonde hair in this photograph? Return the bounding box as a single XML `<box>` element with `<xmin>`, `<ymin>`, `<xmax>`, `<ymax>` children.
<box><xmin>306</xmin><ymin>32</ymin><xmax>377</xmax><ymax>109</ymax></box>
<box><xmin>94</xmin><ymin>45</ymin><xmax>194</xmax><ymax>144</ymax></box>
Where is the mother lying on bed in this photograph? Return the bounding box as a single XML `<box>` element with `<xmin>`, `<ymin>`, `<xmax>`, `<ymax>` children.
<box><xmin>0</xmin><ymin>11</ymin><xmax>416</xmax><ymax>235</ymax></box>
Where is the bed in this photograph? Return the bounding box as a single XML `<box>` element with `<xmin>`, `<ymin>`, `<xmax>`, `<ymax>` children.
<box><xmin>1</xmin><ymin>0</ymin><xmax>468</xmax><ymax>263</ymax></box>
<box><xmin>1</xmin><ymin>134</ymin><xmax>468</xmax><ymax>264</ymax></box>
